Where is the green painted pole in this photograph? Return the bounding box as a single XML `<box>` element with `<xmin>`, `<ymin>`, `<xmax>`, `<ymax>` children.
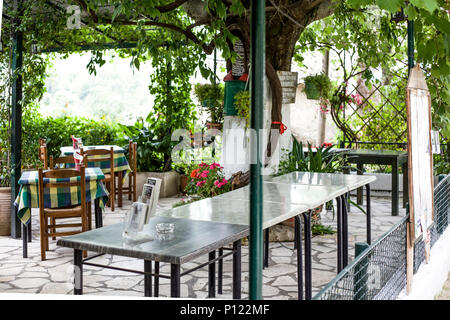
<box><xmin>407</xmin><ymin>20</ymin><xmax>414</xmax><ymax>73</ymax></box>
<box><xmin>353</xmin><ymin>242</ymin><xmax>369</xmax><ymax>300</ymax></box>
<box><xmin>249</xmin><ymin>0</ymin><xmax>265</xmax><ymax>300</ymax></box>
<box><xmin>10</xmin><ymin>0</ymin><xmax>23</xmax><ymax>238</ymax></box>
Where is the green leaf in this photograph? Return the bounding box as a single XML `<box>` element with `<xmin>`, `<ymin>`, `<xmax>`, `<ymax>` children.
<box><xmin>375</xmin><ymin>0</ymin><xmax>404</xmax><ymax>13</ymax></box>
<box><xmin>409</xmin><ymin>0</ymin><xmax>439</xmax><ymax>13</ymax></box>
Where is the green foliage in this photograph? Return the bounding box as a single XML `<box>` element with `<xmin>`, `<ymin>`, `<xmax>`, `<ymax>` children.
<box><xmin>277</xmin><ymin>137</ymin><xmax>343</xmax><ymax>176</ymax></box>
<box><xmin>21</xmin><ymin>111</ymin><xmax>123</xmax><ymax>168</ymax></box>
<box><xmin>193</xmin><ymin>83</ymin><xmax>224</xmax><ymax>124</ymax></box>
<box><xmin>312</xmin><ymin>224</ymin><xmax>336</xmax><ymax>236</ymax></box>
<box><xmin>303</xmin><ymin>73</ymin><xmax>333</xmax><ymax>99</ymax></box>
<box><xmin>233</xmin><ymin>90</ymin><xmax>250</xmax><ymax>127</ymax></box>
<box><xmin>118</xmin><ymin>120</ymin><xmax>179</xmax><ymax>172</ymax></box>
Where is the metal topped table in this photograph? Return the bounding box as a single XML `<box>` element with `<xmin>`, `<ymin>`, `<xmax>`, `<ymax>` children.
<box><xmin>343</xmin><ymin>149</ymin><xmax>408</xmax><ymax>216</ymax></box>
<box><xmin>57</xmin><ymin>215</ymin><xmax>247</xmax><ymax>298</ymax></box>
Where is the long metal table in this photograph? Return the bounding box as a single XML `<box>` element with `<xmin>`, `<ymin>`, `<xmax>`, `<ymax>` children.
<box><xmin>266</xmin><ymin>171</ymin><xmax>376</xmax><ymax>267</ymax></box>
<box><xmin>159</xmin><ymin>172</ymin><xmax>375</xmax><ymax>300</ymax></box>
<box><xmin>57</xmin><ymin>216</ymin><xmax>247</xmax><ymax>298</ymax></box>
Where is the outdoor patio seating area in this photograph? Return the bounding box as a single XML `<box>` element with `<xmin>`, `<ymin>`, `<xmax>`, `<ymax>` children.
<box><xmin>0</xmin><ymin>193</ymin><xmax>405</xmax><ymax>299</ymax></box>
<box><xmin>1</xmin><ymin>0</ymin><xmax>449</xmax><ymax>305</ymax></box>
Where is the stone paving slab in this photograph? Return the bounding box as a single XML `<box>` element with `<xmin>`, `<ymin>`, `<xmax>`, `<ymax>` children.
<box><xmin>0</xmin><ymin>193</ymin><xmax>405</xmax><ymax>299</ymax></box>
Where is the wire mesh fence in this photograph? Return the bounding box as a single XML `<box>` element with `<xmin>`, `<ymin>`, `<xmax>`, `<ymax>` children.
<box><xmin>313</xmin><ymin>215</ymin><xmax>409</xmax><ymax>300</ymax></box>
<box><xmin>414</xmin><ymin>174</ymin><xmax>449</xmax><ymax>273</ymax></box>
<box><xmin>314</xmin><ymin>174</ymin><xmax>450</xmax><ymax>300</ymax></box>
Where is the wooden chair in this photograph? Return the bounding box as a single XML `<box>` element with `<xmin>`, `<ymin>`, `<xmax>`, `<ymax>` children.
<box><xmin>48</xmin><ymin>155</ymin><xmax>93</xmax><ymax>237</ymax></box>
<box><xmin>81</xmin><ymin>147</ymin><xmax>115</xmax><ymax>212</ymax></box>
<box><xmin>49</xmin><ymin>155</ymin><xmax>76</xmax><ymax>169</ymax></box>
<box><xmin>38</xmin><ymin>138</ymin><xmax>48</xmax><ymax>169</ymax></box>
<box><xmin>38</xmin><ymin>165</ymin><xmax>88</xmax><ymax>261</ymax></box>
<box><xmin>118</xmin><ymin>141</ymin><xmax>137</xmax><ymax>202</ymax></box>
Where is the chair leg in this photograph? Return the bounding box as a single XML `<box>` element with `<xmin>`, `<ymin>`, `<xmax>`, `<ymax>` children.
<box><xmin>39</xmin><ymin>214</ymin><xmax>46</xmax><ymax>261</ymax></box>
<box><xmin>45</xmin><ymin>216</ymin><xmax>50</xmax><ymax>252</ymax></box>
<box><xmin>51</xmin><ymin>217</ymin><xmax>56</xmax><ymax>240</ymax></box>
<box><xmin>128</xmin><ymin>175</ymin><xmax>132</xmax><ymax>200</ymax></box>
<box><xmin>111</xmin><ymin>177</ymin><xmax>115</xmax><ymax>212</ymax></box>
<box><xmin>132</xmin><ymin>174</ymin><xmax>137</xmax><ymax>202</ymax></box>
<box><xmin>87</xmin><ymin>202</ymin><xmax>92</xmax><ymax>231</ymax></box>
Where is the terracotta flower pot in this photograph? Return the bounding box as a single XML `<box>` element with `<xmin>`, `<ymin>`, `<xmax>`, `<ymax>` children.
<box><xmin>180</xmin><ymin>174</ymin><xmax>188</xmax><ymax>194</ymax></box>
<box><xmin>0</xmin><ymin>187</ymin><xmax>11</xmax><ymax>236</ymax></box>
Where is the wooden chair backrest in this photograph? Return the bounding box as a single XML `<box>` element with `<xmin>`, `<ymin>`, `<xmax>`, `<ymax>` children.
<box><xmin>38</xmin><ymin>165</ymin><xmax>86</xmax><ymax>209</ymax></box>
<box><xmin>128</xmin><ymin>141</ymin><xmax>137</xmax><ymax>172</ymax></box>
<box><xmin>38</xmin><ymin>140</ymin><xmax>48</xmax><ymax>170</ymax></box>
<box><xmin>81</xmin><ymin>147</ymin><xmax>114</xmax><ymax>173</ymax></box>
<box><xmin>49</xmin><ymin>155</ymin><xmax>76</xmax><ymax>169</ymax></box>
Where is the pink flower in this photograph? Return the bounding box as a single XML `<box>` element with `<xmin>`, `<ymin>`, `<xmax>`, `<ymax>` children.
<box><xmin>200</xmin><ymin>170</ymin><xmax>209</xmax><ymax>178</ymax></box>
<box><xmin>196</xmin><ymin>180</ymin><xmax>206</xmax><ymax>187</ymax></box>
<box><xmin>354</xmin><ymin>94</ymin><xmax>363</xmax><ymax>105</ymax></box>
<box><xmin>199</xmin><ymin>162</ymin><xmax>208</xmax><ymax>167</ymax></box>
<box><xmin>209</xmin><ymin>162</ymin><xmax>222</xmax><ymax>170</ymax></box>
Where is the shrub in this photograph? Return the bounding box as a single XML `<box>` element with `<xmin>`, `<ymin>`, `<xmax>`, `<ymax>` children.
<box><xmin>20</xmin><ymin>111</ymin><xmax>123</xmax><ymax>168</ymax></box>
<box><xmin>185</xmin><ymin>162</ymin><xmax>231</xmax><ymax>198</ymax></box>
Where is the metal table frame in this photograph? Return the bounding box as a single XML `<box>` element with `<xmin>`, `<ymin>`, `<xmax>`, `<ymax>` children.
<box><xmin>343</xmin><ymin>150</ymin><xmax>407</xmax><ymax>216</ymax></box>
<box><xmin>73</xmin><ymin>240</ymin><xmax>242</xmax><ymax>298</ymax></box>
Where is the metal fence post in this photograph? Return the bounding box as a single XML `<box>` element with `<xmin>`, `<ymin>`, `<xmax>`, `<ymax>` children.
<box><xmin>353</xmin><ymin>242</ymin><xmax>369</xmax><ymax>300</ymax></box>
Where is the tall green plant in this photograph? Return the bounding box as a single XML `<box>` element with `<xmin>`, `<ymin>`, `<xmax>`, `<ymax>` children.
<box><xmin>277</xmin><ymin>137</ymin><xmax>344</xmax><ymax>176</ymax></box>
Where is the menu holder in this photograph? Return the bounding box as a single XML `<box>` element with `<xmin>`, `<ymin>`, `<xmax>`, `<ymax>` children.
<box><xmin>122</xmin><ymin>202</ymin><xmax>150</xmax><ymax>241</ymax></box>
<box><xmin>140</xmin><ymin>177</ymin><xmax>162</xmax><ymax>224</ymax></box>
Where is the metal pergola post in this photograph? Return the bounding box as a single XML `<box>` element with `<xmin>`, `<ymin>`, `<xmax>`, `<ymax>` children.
<box><xmin>407</xmin><ymin>20</ymin><xmax>414</xmax><ymax>73</ymax></box>
<box><xmin>9</xmin><ymin>0</ymin><xmax>23</xmax><ymax>239</ymax></box>
<box><xmin>249</xmin><ymin>0</ymin><xmax>265</xmax><ymax>300</ymax></box>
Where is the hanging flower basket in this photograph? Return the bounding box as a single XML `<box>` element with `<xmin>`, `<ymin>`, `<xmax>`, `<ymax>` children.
<box><xmin>304</xmin><ymin>80</ymin><xmax>321</xmax><ymax>100</ymax></box>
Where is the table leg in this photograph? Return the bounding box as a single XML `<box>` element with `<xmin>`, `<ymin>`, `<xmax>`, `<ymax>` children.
<box><xmin>341</xmin><ymin>195</ymin><xmax>349</xmax><ymax>268</ymax></box>
<box><xmin>118</xmin><ymin>171</ymin><xmax>123</xmax><ymax>208</ymax></box>
<box><xmin>366</xmin><ymin>184</ymin><xmax>371</xmax><ymax>245</ymax></box>
<box><xmin>392</xmin><ymin>159</ymin><xmax>399</xmax><ymax>216</ymax></box>
<box><xmin>170</xmin><ymin>264</ymin><xmax>180</xmax><ymax>298</ymax></box>
<box><xmin>218</xmin><ymin>248</ymin><xmax>223</xmax><ymax>294</ymax></box>
<box><xmin>357</xmin><ymin>162</ymin><xmax>364</xmax><ymax>205</ymax></box>
<box><xmin>74</xmin><ymin>249</ymin><xmax>83</xmax><ymax>295</ymax></box>
<box><xmin>294</xmin><ymin>215</ymin><xmax>303</xmax><ymax>300</ymax></box>
<box><xmin>154</xmin><ymin>261</ymin><xmax>160</xmax><ymax>297</ymax></box>
<box><xmin>402</xmin><ymin>161</ymin><xmax>408</xmax><ymax>208</ymax></box>
<box><xmin>94</xmin><ymin>198</ymin><xmax>102</xmax><ymax>228</ymax></box>
<box><xmin>264</xmin><ymin>228</ymin><xmax>269</xmax><ymax>268</ymax></box>
<box><xmin>232</xmin><ymin>240</ymin><xmax>241</xmax><ymax>300</ymax></box>
<box><xmin>22</xmin><ymin>224</ymin><xmax>28</xmax><ymax>258</ymax></box>
<box><xmin>144</xmin><ymin>260</ymin><xmax>152</xmax><ymax>297</ymax></box>
<box><xmin>301</xmin><ymin>210</ymin><xmax>312</xmax><ymax>300</ymax></box>
<box><xmin>336</xmin><ymin>197</ymin><xmax>343</xmax><ymax>273</ymax></box>
<box><xmin>28</xmin><ymin>219</ymin><xmax>32</xmax><ymax>242</ymax></box>
<box><xmin>208</xmin><ymin>251</ymin><xmax>216</xmax><ymax>298</ymax></box>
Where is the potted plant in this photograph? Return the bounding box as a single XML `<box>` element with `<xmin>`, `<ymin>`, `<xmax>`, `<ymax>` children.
<box><xmin>303</xmin><ymin>73</ymin><xmax>332</xmax><ymax>100</ymax></box>
<box><xmin>119</xmin><ymin>120</ymin><xmax>181</xmax><ymax>198</ymax></box>
<box><xmin>0</xmin><ymin>163</ymin><xmax>11</xmax><ymax>236</ymax></box>
<box><xmin>276</xmin><ymin>137</ymin><xmax>345</xmax><ymax>229</ymax></box>
<box><xmin>185</xmin><ymin>162</ymin><xmax>231</xmax><ymax>199</ymax></box>
<box><xmin>234</xmin><ymin>90</ymin><xmax>250</xmax><ymax>128</ymax></box>
<box><xmin>193</xmin><ymin>83</ymin><xmax>224</xmax><ymax>129</ymax></box>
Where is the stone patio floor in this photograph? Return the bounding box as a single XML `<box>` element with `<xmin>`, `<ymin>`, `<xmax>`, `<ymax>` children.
<box><xmin>0</xmin><ymin>193</ymin><xmax>407</xmax><ymax>299</ymax></box>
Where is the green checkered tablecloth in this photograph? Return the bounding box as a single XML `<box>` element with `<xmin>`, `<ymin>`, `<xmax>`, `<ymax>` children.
<box><xmin>14</xmin><ymin>167</ymin><xmax>109</xmax><ymax>226</ymax></box>
<box><xmin>60</xmin><ymin>145</ymin><xmax>131</xmax><ymax>180</ymax></box>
